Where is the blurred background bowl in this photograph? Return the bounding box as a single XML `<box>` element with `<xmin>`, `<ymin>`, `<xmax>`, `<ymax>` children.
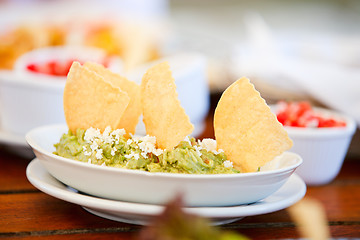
<box><xmin>0</xmin><ymin>70</ymin><xmax>65</xmax><ymax>135</ymax></box>
<box><xmin>273</xmin><ymin>106</ymin><xmax>357</xmax><ymax>186</ymax></box>
<box><xmin>0</xmin><ymin>46</ymin><xmax>122</xmax><ymax>136</ymax></box>
<box><xmin>0</xmin><ymin>47</ymin><xmax>209</xmax><ymax>139</ymax></box>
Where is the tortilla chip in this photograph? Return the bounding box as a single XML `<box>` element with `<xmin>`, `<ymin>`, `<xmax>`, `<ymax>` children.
<box><xmin>84</xmin><ymin>62</ymin><xmax>141</xmax><ymax>134</ymax></box>
<box><xmin>141</xmin><ymin>62</ymin><xmax>194</xmax><ymax>150</ymax></box>
<box><xmin>214</xmin><ymin>77</ymin><xmax>293</xmax><ymax>172</ymax></box>
<box><xmin>64</xmin><ymin>62</ymin><xmax>130</xmax><ymax>133</ymax></box>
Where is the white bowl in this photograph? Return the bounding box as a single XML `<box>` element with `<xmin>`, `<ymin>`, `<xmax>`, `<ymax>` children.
<box><xmin>0</xmin><ymin>50</ymin><xmax>208</xmax><ymax>137</ymax></box>
<box><xmin>0</xmin><ymin>46</ymin><xmax>122</xmax><ymax>136</ymax></box>
<box><xmin>0</xmin><ymin>71</ymin><xmax>65</xmax><ymax>135</ymax></box>
<box><xmin>272</xmin><ymin>106</ymin><xmax>357</xmax><ymax>186</ymax></box>
<box><xmin>25</xmin><ymin>124</ymin><xmax>302</xmax><ymax>207</ymax></box>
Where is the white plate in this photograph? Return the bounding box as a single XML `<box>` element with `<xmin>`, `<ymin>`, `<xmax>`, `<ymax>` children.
<box><xmin>26</xmin><ymin>124</ymin><xmax>302</xmax><ymax>207</ymax></box>
<box><xmin>26</xmin><ymin>158</ymin><xmax>306</xmax><ymax>225</ymax></box>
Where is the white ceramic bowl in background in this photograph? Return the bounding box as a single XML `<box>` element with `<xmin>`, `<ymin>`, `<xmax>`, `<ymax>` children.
<box><xmin>26</xmin><ymin>124</ymin><xmax>302</xmax><ymax>207</ymax></box>
<box><xmin>0</xmin><ymin>71</ymin><xmax>64</xmax><ymax>135</ymax></box>
<box><xmin>0</xmin><ymin>46</ymin><xmax>122</xmax><ymax>136</ymax></box>
<box><xmin>272</xmin><ymin>106</ymin><xmax>357</xmax><ymax>186</ymax></box>
<box><xmin>0</xmin><ymin>49</ymin><xmax>208</xmax><ymax>138</ymax></box>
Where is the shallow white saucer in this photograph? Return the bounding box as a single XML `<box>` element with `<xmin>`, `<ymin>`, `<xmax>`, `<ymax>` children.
<box><xmin>26</xmin><ymin>158</ymin><xmax>306</xmax><ymax>226</ymax></box>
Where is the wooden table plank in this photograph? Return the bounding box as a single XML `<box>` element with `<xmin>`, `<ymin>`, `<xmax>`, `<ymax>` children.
<box><xmin>0</xmin><ymin>147</ymin><xmax>34</xmax><ymax>192</ymax></box>
<box><xmin>0</xmin><ymin>193</ymin><xmax>134</xmax><ymax>233</ymax></box>
<box><xmin>3</xmin><ymin>234</ymin><xmax>137</xmax><ymax>240</ymax></box>
<box><xmin>2</xmin><ymin>180</ymin><xmax>360</xmax><ymax>235</ymax></box>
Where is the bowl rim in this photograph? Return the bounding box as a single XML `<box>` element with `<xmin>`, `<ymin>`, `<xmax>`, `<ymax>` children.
<box><xmin>25</xmin><ymin>124</ymin><xmax>303</xmax><ymax>180</ymax></box>
<box><xmin>0</xmin><ymin>45</ymin><xmax>123</xmax><ymax>90</ymax></box>
<box><xmin>14</xmin><ymin>46</ymin><xmax>110</xmax><ymax>69</ymax></box>
<box><xmin>0</xmin><ymin>70</ymin><xmax>65</xmax><ymax>90</ymax></box>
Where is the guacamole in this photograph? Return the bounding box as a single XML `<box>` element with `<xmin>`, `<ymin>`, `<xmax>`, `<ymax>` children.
<box><xmin>54</xmin><ymin>127</ymin><xmax>240</xmax><ymax>174</ymax></box>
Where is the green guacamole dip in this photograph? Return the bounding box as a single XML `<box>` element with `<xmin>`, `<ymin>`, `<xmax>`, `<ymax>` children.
<box><xmin>54</xmin><ymin>127</ymin><xmax>240</xmax><ymax>174</ymax></box>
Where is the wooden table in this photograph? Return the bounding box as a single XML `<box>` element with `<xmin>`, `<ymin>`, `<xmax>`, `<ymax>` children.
<box><xmin>1</xmin><ymin>108</ymin><xmax>360</xmax><ymax>239</ymax></box>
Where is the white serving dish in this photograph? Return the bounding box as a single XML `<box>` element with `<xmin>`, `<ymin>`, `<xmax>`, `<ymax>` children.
<box><xmin>26</xmin><ymin>158</ymin><xmax>306</xmax><ymax>225</ymax></box>
<box><xmin>26</xmin><ymin>124</ymin><xmax>302</xmax><ymax>207</ymax></box>
<box><xmin>272</xmin><ymin>105</ymin><xmax>357</xmax><ymax>186</ymax></box>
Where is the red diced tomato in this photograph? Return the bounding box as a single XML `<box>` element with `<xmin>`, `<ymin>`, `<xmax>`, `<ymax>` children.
<box><xmin>26</xmin><ymin>59</ymin><xmax>78</xmax><ymax>77</ymax></box>
<box><xmin>25</xmin><ymin>58</ymin><xmax>106</xmax><ymax>77</ymax></box>
<box><xmin>276</xmin><ymin>101</ymin><xmax>346</xmax><ymax>128</ymax></box>
<box><xmin>47</xmin><ymin>61</ymin><xmax>58</xmax><ymax>75</ymax></box>
<box><xmin>26</xmin><ymin>63</ymin><xmax>38</xmax><ymax>72</ymax></box>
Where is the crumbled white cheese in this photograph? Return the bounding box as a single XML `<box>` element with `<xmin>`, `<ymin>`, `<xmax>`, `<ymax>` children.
<box><xmin>138</xmin><ymin>135</ymin><xmax>163</xmax><ymax>157</ymax></box>
<box><xmin>111</xmin><ymin>128</ymin><xmax>126</xmax><ymax>140</ymax></box>
<box><xmin>223</xmin><ymin>160</ymin><xmax>233</xmax><ymax>168</ymax></box>
<box><xmin>95</xmin><ymin>149</ymin><xmax>103</xmax><ymax>160</ymax></box>
<box><xmin>102</xmin><ymin>126</ymin><xmax>114</xmax><ymax>144</ymax></box>
<box><xmin>199</xmin><ymin>138</ymin><xmax>224</xmax><ymax>154</ymax></box>
<box><xmin>194</xmin><ymin>145</ymin><xmax>202</xmax><ymax>157</ymax></box>
<box><xmin>84</xmin><ymin>127</ymin><xmax>101</xmax><ymax>143</ymax></box>
<box><xmin>111</xmin><ymin>147</ymin><xmax>117</xmax><ymax>156</ymax></box>
<box><xmin>200</xmin><ymin>138</ymin><xmax>216</xmax><ymax>151</ymax></box>
<box><xmin>183</xmin><ymin>136</ymin><xmax>192</xmax><ymax>145</ymax></box>
<box><xmin>82</xmin><ymin>126</ymin><xmax>167</xmax><ymax>162</ymax></box>
<box><xmin>126</xmin><ymin>139</ymin><xmax>133</xmax><ymax>145</ymax></box>
<box><xmin>90</xmin><ymin>140</ymin><xmax>99</xmax><ymax>151</ymax></box>
<box><xmin>125</xmin><ymin>152</ymin><xmax>140</xmax><ymax>160</ymax></box>
<box><xmin>152</xmin><ymin>148</ymin><xmax>164</xmax><ymax>156</ymax></box>
<box><xmin>217</xmin><ymin>149</ymin><xmax>224</xmax><ymax>154</ymax></box>
<box><xmin>83</xmin><ymin>146</ymin><xmax>92</xmax><ymax>156</ymax></box>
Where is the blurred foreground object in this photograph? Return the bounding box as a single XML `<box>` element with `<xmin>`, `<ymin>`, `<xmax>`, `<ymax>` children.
<box><xmin>138</xmin><ymin>195</ymin><xmax>248</xmax><ymax>240</ymax></box>
<box><xmin>288</xmin><ymin>198</ymin><xmax>330</xmax><ymax>240</ymax></box>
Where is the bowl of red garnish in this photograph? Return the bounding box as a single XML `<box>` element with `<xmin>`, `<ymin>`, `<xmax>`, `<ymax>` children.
<box><xmin>0</xmin><ymin>46</ymin><xmax>122</xmax><ymax>136</ymax></box>
<box><xmin>273</xmin><ymin>101</ymin><xmax>356</xmax><ymax>185</ymax></box>
<box><xmin>14</xmin><ymin>46</ymin><xmax>122</xmax><ymax>78</ymax></box>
